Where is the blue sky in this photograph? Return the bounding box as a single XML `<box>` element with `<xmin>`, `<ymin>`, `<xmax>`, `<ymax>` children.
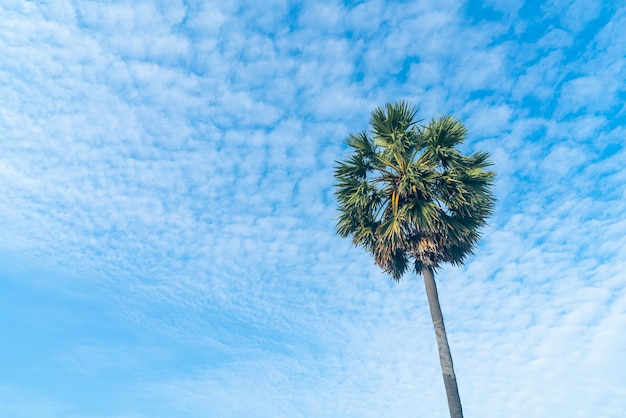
<box><xmin>1</xmin><ymin>0</ymin><xmax>625</xmax><ymax>417</ymax></box>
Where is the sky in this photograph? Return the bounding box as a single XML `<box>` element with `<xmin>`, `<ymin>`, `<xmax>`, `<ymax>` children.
<box><xmin>1</xmin><ymin>0</ymin><xmax>625</xmax><ymax>417</ymax></box>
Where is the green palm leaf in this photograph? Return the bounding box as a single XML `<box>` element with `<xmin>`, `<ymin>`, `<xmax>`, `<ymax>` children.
<box><xmin>334</xmin><ymin>101</ymin><xmax>495</xmax><ymax>277</ymax></box>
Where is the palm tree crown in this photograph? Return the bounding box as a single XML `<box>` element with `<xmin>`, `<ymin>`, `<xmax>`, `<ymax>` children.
<box><xmin>335</xmin><ymin>101</ymin><xmax>495</xmax><ymax>280</ymax></box>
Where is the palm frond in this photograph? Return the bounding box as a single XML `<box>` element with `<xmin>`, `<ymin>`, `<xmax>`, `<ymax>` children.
<box><xmin>345</xmin><ymin>131</ymin><xmax>376</xmax><ymax>158</ymax></box>
<box><xmin>334</xmin><ymin>101</ymin><xmax>496</xmax><ymax>280</ymax></box>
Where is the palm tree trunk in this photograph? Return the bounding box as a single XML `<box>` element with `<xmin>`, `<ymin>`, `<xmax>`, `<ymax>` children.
<box><xmin>422</xmin><ymin>266</ymin><xmax>463</xmax><ymax>418</ymax></box>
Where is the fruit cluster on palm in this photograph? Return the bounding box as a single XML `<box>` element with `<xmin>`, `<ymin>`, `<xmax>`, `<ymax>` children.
<box><xmin>334</xmin><ymin>101</ymin><xmax>495</xmax><ymax>418</ymax></box>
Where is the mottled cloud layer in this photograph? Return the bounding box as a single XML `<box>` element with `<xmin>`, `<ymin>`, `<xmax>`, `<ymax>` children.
<box><xmin>1</xmin><ymin>1</ymin><xmax>625</xmax><ymax>417</ymax></box>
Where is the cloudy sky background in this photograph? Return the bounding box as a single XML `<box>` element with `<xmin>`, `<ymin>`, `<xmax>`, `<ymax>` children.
<box><xmin>1</xmin><ymin>0</ymin><xmax>625</xmax><ymax>417</ymax></box>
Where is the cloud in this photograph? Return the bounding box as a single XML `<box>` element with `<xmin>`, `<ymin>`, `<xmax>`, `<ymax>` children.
<box><xmin>1</xmin><ymin>1</ymin><xmax>625</xmax><ymax>417</ymax></box>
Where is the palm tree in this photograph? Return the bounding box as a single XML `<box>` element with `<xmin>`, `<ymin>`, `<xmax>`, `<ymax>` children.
<box><xmin>334</xmin><ymin>101</ymin><xmax>495</xmax><ymax>418</ymax></box>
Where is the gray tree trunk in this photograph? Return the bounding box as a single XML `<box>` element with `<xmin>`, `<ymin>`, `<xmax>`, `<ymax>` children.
<box><xmin>422</xmin><ymin>266</ymin><xmax>463</xmax><ymax>418</ymax></box>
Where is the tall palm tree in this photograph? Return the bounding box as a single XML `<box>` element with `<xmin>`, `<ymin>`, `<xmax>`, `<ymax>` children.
<box><xmin>334</xmin><ymin>101</ymin><xmax>495</xmax><ymax>418</ymax></box>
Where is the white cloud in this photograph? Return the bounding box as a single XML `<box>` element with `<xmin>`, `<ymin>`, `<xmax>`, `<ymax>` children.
<box><xmin>1</xmin><ymin>1</ymin><xmax>625</xmax><ymax>417</ymax></box>
<box><xmin>558</xmin><ymin>75</ymin><xmax>617</xmax><ymax>114</ymax></box>
<box><xmin>462</xmin><ymin>101</ymin><xmax>513</xmax><ymax>137</ymax></box>
<box><xmin>562</xmin><ymin>0</ymin><xmax>603</xmax><ymax>32</ymax></box>
<box><xmin>485</xmin><ymin>0</ymin><xmax>524</xmax><ymax>16</ymax></box>
<box><xmin>542</xmin><ymin>0</ymin><xmax>602</xmax><ymax>32</ymax></box>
